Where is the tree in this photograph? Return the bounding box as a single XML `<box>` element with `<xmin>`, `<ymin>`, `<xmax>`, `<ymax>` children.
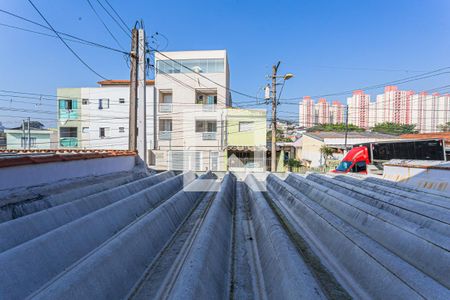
<box><xmin>266</xmin><ymin>129</ymin><xmax>292</xmax><ymax>142</ymax></box>
<box><xmin>320</xmin><ymin>145</ymin><xmax>335</xmax><ymax>167</ymax></box>
<box><xmin>371</xmin><ymin>122</ymin><xmax>417</xmax><ymax>135</ymax></box>
<box><xmin>306</xmin><ymin>123</ymin><xmax>365</xmax><ymax>132</ymax></box>
<box><xmin>438</xmin><ymin>122</ymin><xmax>450</xmax><ymax>132</ymax></box>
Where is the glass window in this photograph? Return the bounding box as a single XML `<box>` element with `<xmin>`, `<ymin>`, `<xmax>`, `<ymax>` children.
<box><xmin>336</xmin><ymin>161</ymin><xmax>352</xmax><ymax>172</ymax></box>
<box><xmin>82</xmin><ymin>99</ymin><xmax>89</xmax><ymax>105</ymax></box>
<box><xmin>99</xmin><ymin>99</ymin><xmax>110</xmax><ymax>109</ymax></box>
<box><xmin>82</xmin><ymin>127</ymin><xmax>89</xmax><ymax>133</ymax></box>
<box><xmin>196</xmin><ymin>120</ymin><xmax>217</xmax><ymax>132</ymax></box>
<box><xmin>162</xmin><ymin>93</ymin><xmax>172</xmax><ymax>103</ymax></box>
<box><xmin>239</xmin><ymin>121</ymin><xmax>254</xmax><ymax>132</ymax></box>
<box><xmin>159</xmin><ymin>119</ymin><xmax>172</xmax><ymax>131</ymax></box>
<box><xmin>119</xmin><ymin>98</ymin><xmax>125</xmax><ymax>104</ymax></box>
<box><xmin>60</xmin><ymin>127</ymin><xmax>78</xmax><ymax>138</ymax></box>
<box><xmin>99</xmin><ymin>127</ymin><xmax>109</xmax><ymax>138</ymax></box>
<box><xmin>156</xmin><ymin>59</ymin><xmax>225</xmax><ymax>74</ymax></box>
<box><xmin>119</xmin><ymin>127</ymin><xmax>125</xmax><ymax>133</ymax></box>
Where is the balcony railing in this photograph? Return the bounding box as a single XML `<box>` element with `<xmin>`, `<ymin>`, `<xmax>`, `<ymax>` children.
<box><xmin>159</xmin><ymin>103</ymin><xmax>173</xmax><ymax>113</ymax></box>
<box><xmin>202</xmin><ymin>104</ymin><xmax>216</xmax><ymax>112</ymax></box>
<box><xmin>202</xmin><ymin>132</ymin><xmax>216</xmax><ymax>140</ymax></box>
<box><xmin>159</xmin><ymin>131</ymin><xmax>172</xmax><ymax>140</ymax></box>
<box><xmin>60</xmin><ymin>137</ymin><xmax>78</xmax><ymax>148</ymax></box>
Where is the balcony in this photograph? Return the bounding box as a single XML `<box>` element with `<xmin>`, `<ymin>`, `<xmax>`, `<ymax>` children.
<box><xmin>202</xmin><ymin>132</ymin><xmax>216</xmax><ymax>140</ymax></box>
<box><xmin>159</xmin><ymin>131</ymin><xmax>172</xmax><ymax>140</ymax></box>
<box><xmin>159</xmin><ymin>103</ymin><xmax>173</xmax><ymax>113</ymax></box>
<box><xmin>59</xmin><ymin>137</ymin><xmax>78</xmax><ymax>148</ymax></box>
<box><xmin>202</xmin><ymin>104</ymin><xmax>216</xmax><ymax>112</ymax></box>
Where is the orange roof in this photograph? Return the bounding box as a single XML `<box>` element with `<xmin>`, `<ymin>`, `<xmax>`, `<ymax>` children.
<box><xmin>0</xmin><ymin>150</ymin><xmax>136</xmax><ymax>168</ymax></box>
<box><xmin>97</xmin><ymin>80</ymin><xmax>155</xmax><ymax>86</ymax></box>
<box><xmin>400</xmin><ymin>132</ymin><xmax>450</xmax><ymax>143</ymax></box>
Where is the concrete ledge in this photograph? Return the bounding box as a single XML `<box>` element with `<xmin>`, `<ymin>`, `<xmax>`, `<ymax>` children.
<box><xmin>31</xmin><ymin>172</ymin><xmax>216</xmax><ymax>299</ymax></box>
<box><xmin>0</xmin><ymin>171</ymin><xmax>175</xmax><ymax>253</ymax></box>
<box><xmin>0</xmin><ymin>172</ymin><xmax>193</xmax><ymax>299</ymax></box>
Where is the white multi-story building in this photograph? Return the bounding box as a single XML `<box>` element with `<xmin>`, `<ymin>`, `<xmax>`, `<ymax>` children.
<box><xmin>57</xmin><ymin>80</ymin><xmax>155</xmax><ymax>150</ymax></box>
<box><xmin>347</xmin><ymin>90</ymin><xmax>370</xmax><ymax>129</ymax></box>
<box><xmin>151</xmin><ymin>50</ymin><xmax>230</xmax><ymax>171</ymax></box>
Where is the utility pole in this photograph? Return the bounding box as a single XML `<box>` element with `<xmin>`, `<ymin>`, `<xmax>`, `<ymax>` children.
<box><xmin>27</xmin><ymin>117</ymin><xmax>31</xmax><ymax>149</ymax></box>
<box><xmin>271</xmin><ymin>61</ymin><xmax>281</xmax><ymax>172</ymax></box>
<box><xmin>22</xmin><ymin>119</ymin><xmax>26</xmax><ymax>149</ymax></box>
<box><xmin>344</xmin><ymin>105</ymin><xmax>349</xmax><ymax>152</ymax></box>
<box><xmin>136</xmin><ymin>27</ymin><xmax>147</xmax><ymax>164</ymax></box>
<box><xmin>128</xmin><ymin>28</ymin><xmax>138</xmax><ymax>153</ymax></box>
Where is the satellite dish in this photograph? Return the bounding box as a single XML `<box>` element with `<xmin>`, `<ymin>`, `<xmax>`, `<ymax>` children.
<box><xmin>192</xmin><ymin>66</ymin><xmax>202</xmax><ymax>73</ymax></box>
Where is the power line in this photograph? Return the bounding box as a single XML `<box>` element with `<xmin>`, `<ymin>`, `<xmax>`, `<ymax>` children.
<box><xmin>85</xmin><ymin>0</ymin><xmax>126</xmax><ymax>51</ymax></box>
<box><xmin>27</xmin><ymin>0</ymin><xmax>109</xmax><ymax>80</ymax></box>
<box><xmin>103</xmin><ymin>0</ymin><xmax>130</xmax><ymax>32</ymax></box>
<box><xmin>94</xmin><ymin>0</ymin><xmax>131</xmax><ymax>38</ymax></box>
<box><xmin>0</xmin><ymin>8</ymin><xmax>128</xmax><ymax>55</ymax></box>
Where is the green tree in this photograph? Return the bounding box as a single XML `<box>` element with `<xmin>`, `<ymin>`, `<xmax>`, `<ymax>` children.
<box><xmin>371</xmin><ymin>122</ymin><xmax>418</xmax><ymax>135</ymax></box>
<box><xmin>320</xmin><ymin>145</ymin><xmax>335</xmax><ymax>167</ymax></box>
<box><xmin>438</xmin><ymin>122</ymin><xmax>450</xmax><ymax>132</ymax></box>
<box><xmin>266</xmin><ymin>129</ymin><xmax>292</xmax><ymax>142</ymax></box>
<box><xmin>306</xmin><ymin>123</ymin><xmax>365</xmax><ymax>132</ymax></box>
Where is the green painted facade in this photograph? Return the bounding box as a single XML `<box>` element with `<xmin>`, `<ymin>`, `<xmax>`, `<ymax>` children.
<box><xmin>5</xmin><ymin>129</ymin><xmax>53</xmax><ymax>149</ymax></box>
<box><xmin>226</xmin><ymin>108</ymin><xmax>266</xmax><ymax>147</ymax></box>
<box><xmin>57</xmin><ymin>88</ymin><xmax>81</xmax><ymax>148</ymax></box>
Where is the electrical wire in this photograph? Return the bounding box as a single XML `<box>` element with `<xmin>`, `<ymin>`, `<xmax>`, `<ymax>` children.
<box><xmin>0</xmin><ymin>8</ymin><xmax>128</xmax><ymax>55</ymax></box>
<box><xmin>27</xmin><ymin>0</ymin><xmax>109</xmax><ymax>80</ymax></box>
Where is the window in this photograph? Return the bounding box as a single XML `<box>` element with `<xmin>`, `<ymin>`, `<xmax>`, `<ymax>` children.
<box><xmin>82</xmin><ymin>127</ymin><xmax>89</xmax><ymax>133</ymax></box>
<box><xmin>99</xmin><ymin>127</ymin><xmax>109</xmax><ymax>138</ymax></box>
<box><xmin>156</xmin><ymin>58</ymin><xmax>225</xmax><ymax>74</ymax></box>
<box><xmin>160</xmin><ymin>92</ymin><xmax>172</xmax><ymax>103</ymax></box>
<box><xmin>352</xmin><ymin>161</ymin><xmax>367</xmax><ymax>173</ymax></box>
<box><xmin>82</xmin><ymin>99</ymin><xmax>89</xmax><ymax>105</ymax></box>
<box><xmin>119</xmin><ymin>127</ymin><xmax>125</xmax><ymax>133</ymax></box>
<box><xmin>159</xmin><ymin>119</ymin><xmax>172</xmax><ymax>131</ymax></box>
<box><xmin>119</xmin><ymin>98</ymin><xmax>125</xmax><ymax>104</ymax></box>
<box><xmin>99</xmin><ymin>98</ymin><xmax>110</xmax><ymax>109</ymax></box>
<box><xmin>21</xmin><ymin>137</ymin><xmax>36</xmax><ymax>148</ymax></box>
<box><xmin>196</xmin><ymin>90</ymin><xmax>217</xmax><ymax>104</ymax></box>
<box><xmin>239</xmin><ymin>121</ymin><xmax>254</xmax><ymax>132</ymax></box>
<box><xmin>59</xmin><ymin>99</ymin><xmax>77</xmax><ymax>110</ymax></box>
<box><xmin>59</xmin><ymin>127</ymin><xmax>77</xmax><ymax>138</ymax></box>
<box><xmin>195</xmin><ymin>120</ymin><xmax>217</xmax><ymax>132</ymax></box>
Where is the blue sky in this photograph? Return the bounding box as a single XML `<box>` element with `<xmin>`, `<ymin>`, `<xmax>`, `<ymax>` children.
<box><xmin>0</xmin><ymin>0</ymin><xmax>449</xmax><ymax>127</ymax></box>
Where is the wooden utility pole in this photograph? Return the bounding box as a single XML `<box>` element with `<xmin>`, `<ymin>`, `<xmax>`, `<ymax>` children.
<box><xmin>128</xmin><ymin>28</ymin><xmax>138</xmax><ymax>152</ymax></box>
<box><xmin>136</xmin><ymin>27</ymin><xmax>147</xmax><ymax>164</ymax></box>
<box><xmin>271</xmin><ymin>61</ymin><xmax>281</xmax><ymax>172</ymax></box>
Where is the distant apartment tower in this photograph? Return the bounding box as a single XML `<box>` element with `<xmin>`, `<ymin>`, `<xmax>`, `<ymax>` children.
<box><xmin>330</xmin><ymin>101</ymin><xmax>344</xmax><ymax>124</ymax></box>
<box><xmin>375</xmin><ymin>86</ymin><xmax>414</xmax><ymax>125</ymax></box>
<box><xmin>347</xmin><ymin>90</ymin><xmax>370</xmax><ymax>129</ymax></box>
<box><xmin>299</xmin><ymin>96</ymin><xmax>314</xmax><ymax>127</ymax></box>
<box><xmin>316</xmin><ymin>98</ymin><xmax>330</xmax><ymax>124</ymax></box>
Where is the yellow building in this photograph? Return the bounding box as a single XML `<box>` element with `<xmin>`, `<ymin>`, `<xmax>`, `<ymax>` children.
<box><xmin>225</xmin><ymin>108</ymin><xmax>266</xmax><ymax>171</ymax></box>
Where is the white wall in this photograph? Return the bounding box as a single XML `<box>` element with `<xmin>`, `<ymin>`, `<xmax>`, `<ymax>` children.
<box><xmin>0</xmin><ymin>156</ymin><xmax>135</xmax><ymax>191</ymax></box>
<box><xmin>79</xmin><ymin>86</ymin><xmax>155</xmax><ymax>150</ymax></box>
